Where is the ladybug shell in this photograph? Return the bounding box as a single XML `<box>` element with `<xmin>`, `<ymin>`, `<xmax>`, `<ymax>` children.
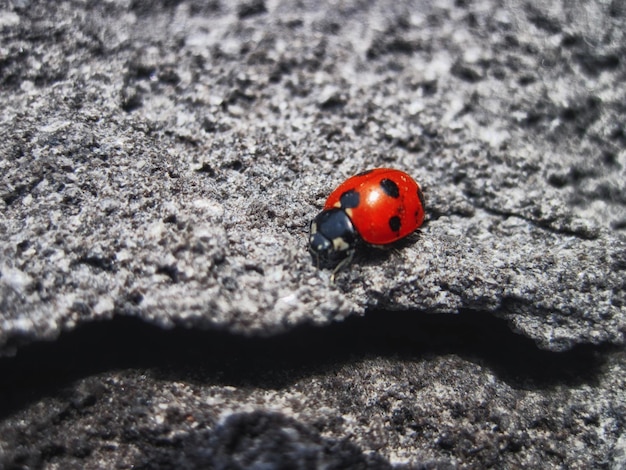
<box><xmin>324</xmin><ymin>168</ymin><xmax>425</xmax><ymax>245</ymax></box>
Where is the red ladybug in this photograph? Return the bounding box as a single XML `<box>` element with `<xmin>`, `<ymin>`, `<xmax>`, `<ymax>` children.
<box><xmin>309</xmin><ymin>168</ymin><xmax>425</xmax><ymax>277</ymax></box>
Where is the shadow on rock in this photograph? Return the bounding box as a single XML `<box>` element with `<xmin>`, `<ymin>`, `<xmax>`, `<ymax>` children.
<box><xmin>0</xmin><ymin>311</ymin><xmax>612</xmax><ymax>420</ymax></box>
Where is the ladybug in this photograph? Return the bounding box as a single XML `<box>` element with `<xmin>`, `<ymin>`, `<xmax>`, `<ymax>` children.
<box><xmin>309</xmin><ymin>168</ymin><xmax>425</xmax><ymax>277</ymax></box>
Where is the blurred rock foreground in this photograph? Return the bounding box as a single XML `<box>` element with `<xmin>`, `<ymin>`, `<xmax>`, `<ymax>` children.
<box><xmin>1</xmin><ymin>0</ymin><xmax>625</xmax><ymax>468</ymax></box>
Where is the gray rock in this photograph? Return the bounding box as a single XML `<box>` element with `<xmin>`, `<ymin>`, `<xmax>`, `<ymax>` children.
<box><xmin>0</xmin><ymin>316</ymin><xmax>623</xmax><ymax>468</ymax></box>
<box><xmin>1</xmin><ymin>0</ymin><xmax>624</xmax><ymax>354</ymax></box>
<box><xmin>0</xmin><ymin>0</ymin><xmax>625</xmax><ymax>467</ymax></box>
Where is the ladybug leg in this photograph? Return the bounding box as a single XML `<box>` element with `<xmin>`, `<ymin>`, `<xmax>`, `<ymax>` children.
<box><xmin>330</xmin><ymin>248</ymin><xmax>355</xmax><ymax>283</ymax></box>
<box><xmin>312</xmin><ymin>251</ymin><xmax>321</xmax><ymax>269</ymax></box>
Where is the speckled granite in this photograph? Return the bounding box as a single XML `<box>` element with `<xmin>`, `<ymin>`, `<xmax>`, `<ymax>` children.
<box><xmin>1</xmin><ymin>0</ymin><xmax>625</xmax><ymax>467</ymax></box>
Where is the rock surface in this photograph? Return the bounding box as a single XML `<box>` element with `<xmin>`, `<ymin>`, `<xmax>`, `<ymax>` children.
<box><xmin>1</xmin><ymin>0</ymin><xmax>625</xmax><ymax>468</ymax></box>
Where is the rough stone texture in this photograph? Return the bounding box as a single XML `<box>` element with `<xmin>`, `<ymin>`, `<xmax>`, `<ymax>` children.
<box><xmin>1</xmin><ymin>315</ymin><xmax>624</xmax><ymax>468</ymax></box>
<box><xmin>1</xmin><ymin>0</ymin><xmax>625</xmax><ymax>468</ymax></box>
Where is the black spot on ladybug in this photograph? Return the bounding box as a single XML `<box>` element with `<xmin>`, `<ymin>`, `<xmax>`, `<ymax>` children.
<box><xmin>355</xmin><ymin>169</ymin><xmax>374</xmax><ymax>177</ymax></box>
<box><xmin>339</xmin><ymin>189</ymin><xmax>360</xmax><ymax>208</ymax></box>
<box><xmin>417</xmin><ymin>186</ymin><xmax>425</xmax><ymax>209</ymax></box>
<box><xmin>380</xmin><ymin>178</ymin><xmax>400</xmax><ymax>198</ymax></box>
<box><xmin>389</xmin><ymin>215</ymin><xmax>401</xmax><ymax>232</ymax></box>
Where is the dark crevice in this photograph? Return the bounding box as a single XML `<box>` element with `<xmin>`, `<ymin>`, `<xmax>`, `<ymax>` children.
<box><xmin>0</xmin><ymin>311</ymin><xmax>612</xmax><ymax>421</ymax></box>
<box><xmin>2</xmin><ymin>177</ymin><xmax>44</xmax><ymax>207</ymax></box>
<box><xmin>469</xmin><ymin>201</ymin><xmax>600</xmax><ymax>240</ymax></box>
<box><xmin>74</xmin><ymin>255</ymin><xmax>117</xmax><ymax>272</ymax></box>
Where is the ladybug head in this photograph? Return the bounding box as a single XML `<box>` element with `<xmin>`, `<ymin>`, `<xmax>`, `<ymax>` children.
<box><xmin>309</xmin><ymin>208</ymin><xmax>359</xmax><ymax>270</ymax></box>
